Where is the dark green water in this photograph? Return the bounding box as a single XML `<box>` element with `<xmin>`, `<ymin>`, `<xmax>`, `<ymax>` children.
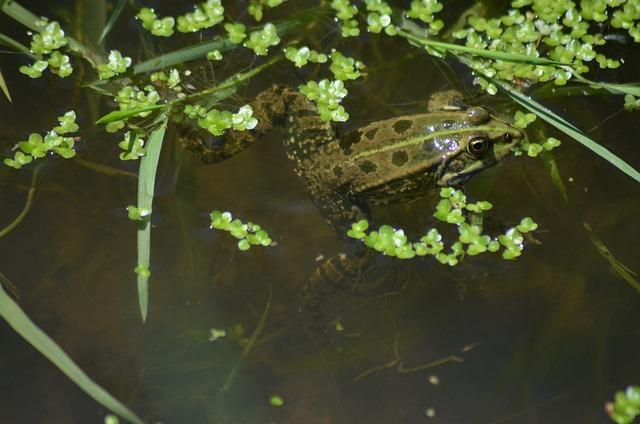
<box><xmin>1</xmin><ymin>1</ymin><xmax>640</xmax><ymax>423</ymax></box>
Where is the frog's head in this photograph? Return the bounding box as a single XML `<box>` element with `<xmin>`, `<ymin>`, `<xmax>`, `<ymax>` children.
<box><xmin>436</xmin><ymin>106</ymin><xmax>524</xmax><ymax>187</ymax></box>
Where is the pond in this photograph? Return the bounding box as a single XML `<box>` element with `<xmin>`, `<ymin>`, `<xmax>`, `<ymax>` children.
<box><xmin>1</xmin><ymin>0</ymin><xmax>640</xmax><ymax>423</ymax></box>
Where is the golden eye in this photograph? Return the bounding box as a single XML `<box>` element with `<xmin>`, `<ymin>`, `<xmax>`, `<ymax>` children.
<box><xmin>467</xmin><ymin>137</ymin><xmax>489</xmax><ymax>157</ymax></box>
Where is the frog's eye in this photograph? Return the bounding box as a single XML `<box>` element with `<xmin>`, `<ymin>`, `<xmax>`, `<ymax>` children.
<box><xmin>467</xmin><ymin>137</ymin><xmax>489</xmax><ymax>157</ymax></box>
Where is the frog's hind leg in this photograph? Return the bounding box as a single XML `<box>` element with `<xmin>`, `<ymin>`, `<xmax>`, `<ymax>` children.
<box><xmin>297</xmin><ymin>190</ymin><xmax>377</xmax><ymax>345</ymax></box>
<box><xmin>179</xmin><ymin>84</ymin><xmax>291</xmax><ymax>164</ymax></box>
<box><xmin>298</xmin><ymin>249</ymin><xmax>378</xmax><ymax>345</ymax></box>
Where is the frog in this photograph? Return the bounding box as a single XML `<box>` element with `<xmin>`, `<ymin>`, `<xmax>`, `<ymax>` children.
<box><xmin>179</xmin><ymin>84</ymin><xmax>524</xmax><ymax>337</ymax></box>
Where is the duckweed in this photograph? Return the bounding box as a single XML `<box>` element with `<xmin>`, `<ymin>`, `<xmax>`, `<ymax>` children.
<box><xmin>330</xmin><ymin>50</ymin><xmax>365</xmax><ymax>81</ymax></box>
<box><xmin>331</xmin><ymin>0</ymin><xmax>360</xmax><ymax>37</ymax></box>
<box><xmin>176</xmin><ymin>0</ymin><xmax>224</xmax><ymax>33</ymax></box>
<box><xmin>347</xmin><ymin>188</ymin><xmax>538</xmax><ymax>264</ymax></box>
<box><xmin>299</xmin><ymin>79</ymin><xmax>349</xmax><ymax>122</ymax></box>
<box><xmin>444</xmin><ymin>0</ymin><xmax>640</xmax><ymax>91</ymax></box>
<box><xmin>210</xmin><ymin>210</ymin><xmax>274</xmax><ymax>251</ymax></box>
<box><xmin>284</xmin><ymin>46</ymin><xmax>328</xmax><ymax>68</ymax></box>
<box><xmin>269</xmin><ymin>395</ymin><xmax>284</xmax><ymax>407</ymax></box>
<box><xmin>30</xmin><ymin>21</ymin><xmax>68</xmax><ymax>54</ymax></box>
<box><xmin>19</xmin><ymin>20</ymin><xmax>73</xmax><ymax>79</ymax></box>
<box><xmin>19</xmin><ymin>60</ymin><xmax>48</xmax><ymax>79</ymax></box>
<box><xmin>224</xmin><ymin>23</ymin><xmax>248</xmax><ymax>44</ymax></box>
<box><xmin>607</xmin><ymin>386</ymin><xmax>640</xmax><ymax>424</ymax></box>
<box><xmin>244</xmin><ymin>23</ymin><xmax>281</xmax><ymax>56</ymax></box>
<box><xmin>249</xmin><ymin>0</ymin><xmax>287</xmax><ymax>22</ymax></box>
<box><xmin>185</xmin><ymin>104</ymin><xmax>258</xmax><ymax>136</ymax></box>
<box><xmin>407</xmin><ymin>0</ymin><xmax>444</xmax><ymax>35</ymax></box>
<box><xmin>365</xmin><ymin>0</ymin><xmax>397</xmax><ymax>35</ymax></box>
<box><xmin>118</xmin><ymin>132</ymin><xmax>146</xmax><ymax>161</ymax></box>
<box><xmin>137</xmin><ymin>8</ymin><xmax>175</xmax><ymax>37</ymax></box>
<box><xmin>137</xmin><ymin>1</ymin><xmax>225</xmax><ymax>36</ymax></box>
<box><xmin>4</xmin><ymin>111</ymin><xmax>79</xmax><ymax>169</ymax></box>
<box><xmin>207</xmin><ymin>50</ymin><xmax>223</xmax><ymax>61</ymax></box>
<box><xmin>126</xmin><ymin>205</ymin><xmax>151</xmax><ymax>222</ymax></box>
<box><xmin>97</xmin><ymin>50</ymin><xmax>132</xmax><ymax>80</ymax></box>
<box><xmin>514</xmin><ymin>111</ymin><xmax>537</xmax><ymax>129</ymax></box>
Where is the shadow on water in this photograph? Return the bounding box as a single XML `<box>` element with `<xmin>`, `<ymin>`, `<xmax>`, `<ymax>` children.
<box><xmin>1</xmin><ymin>1</ymin><xmax>640</xmax><ymax>423</ymax></box>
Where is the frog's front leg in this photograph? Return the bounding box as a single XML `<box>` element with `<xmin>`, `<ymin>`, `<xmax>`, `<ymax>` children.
<box><xmin>179</xmin><ymin>84</ymin><xmax>291</xmax><ymax>164</ymax></box>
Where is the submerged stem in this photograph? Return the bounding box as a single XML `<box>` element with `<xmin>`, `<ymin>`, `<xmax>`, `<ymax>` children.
<box><xmin>0</xmin><ymin>164</ymin><xmax>40</xmax><ymax>239</ymax></box>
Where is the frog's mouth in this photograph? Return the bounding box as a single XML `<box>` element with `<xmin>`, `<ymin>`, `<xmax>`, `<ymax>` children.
<box><xmin>436</xmin><ymin>155</ymin><xmax>495</xmax><ymax>187</ymax></box>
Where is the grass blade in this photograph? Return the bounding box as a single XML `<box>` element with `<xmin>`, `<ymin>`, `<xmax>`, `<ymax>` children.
<box><xmin>591</xmin><ymin>82</ymin><xmax>640</xmax><ymax>97</ymax></box>
<box><xmin>0</xmin><ymin>281</ymin><xmax>144</xmax><ymax>424</ymax></box>
<box><xmin>98</xmin><ymin>0</ymin><xmax>128</xmax><ymax>45</ymax></box>
<box><xmin>133</xmin><ymin>18</ymin><xmax>299</xmax><ymax>74</ymax></box>
<box><xmin>136</xmin><ymin>116</ymin><xmax>168</xmax><ymax>322</ymax></box>
<box><xmin>397</xmin><ymin>29</ymin><xmax>569</xmax><ymax>67</ymax></box>
<box><xmin>0</xmin><ymin>32</ymin><xmax>37</xmax><ymax>58</ymax></box>
<box><xmin>133</xmin><ymin>38</ymin><xmax>236</xmax><ymax>75</ymax></box>
<box><xmin>496</xmin><ymin>81</ymin><xmax>640</xmax><ymax>183</ymax></box>
<box><xmin>0</xmin><ymin>68</ymin><xmax>11</xmax><ymax>102</ymax></box>
<box><xmin>582</xmin><ymin>222</ymin><xmax>640</xmax><ymax>294</ymax></box>
<box><xmin>96</xmin><ymin>104</ymin><xmax>166</xmax><ymax>124</ymax></box>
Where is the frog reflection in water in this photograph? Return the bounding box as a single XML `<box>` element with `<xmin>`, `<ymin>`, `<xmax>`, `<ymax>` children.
<box><xmin>181</xmin><ymin>85</ymin><xmax>524</xmax><ymax>332</ymax></box>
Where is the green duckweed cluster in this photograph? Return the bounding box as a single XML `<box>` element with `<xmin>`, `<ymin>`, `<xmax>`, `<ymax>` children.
<box><xmin>184</xmin><ymin>104</ymin><xmax>258</xmax><ymax>136</ymax></box>
<box><xmin>126</xmin><ymin>205</ymin><xmax>151</xmax><ymax>221</ymax></box>
<box><xmin>286</xmin><ymin>48</ymin><xmax>365</xmax><ymax>122</ymax></box>
<box><xmin>244</xmin><ymin>23</ymin><xmax>281</xmax><ymax>56</ymax></box>
<box><xmin>269</xmin><ymin>395</ymin><xmax>285</xmax><ymax>407</ymax></box>
<box><xmin>224</xmin><ymin>22</ymin><xmax>248</xmax><ymax>44</ymax></box>
<box><xmin>607</xmin><ymin>386</ymin><xmax>640</xmax><ymax>424</ymax></box>
<box><xmin>136</xmin><ymin>0</ymin><xmax>225</xmax><ymax>37</ymax></box>
<box><xmin>129</xmin><ymin>2</ymin><xmax>369</xmax><ymax>126</ymax></box>
<box><xmin>329</xmin><ymin>0</ymin><xmax>444</xmax><ymax>38</ymax></box>
<box><xmin>364</xmin><ymin>0</ymin><xmax>397</xmax><ymax>35</ymax></box>
<box><xmin>103</xmin><ymin>84</ymin><xmax>162</xmax><ymax>135</ymax></box>
<box><xmin>510</xmin><ymin>111</ymin><xmax>562</xmax><ymax>157</ymax></box>
<box><xmin>624</xmin><ymin>94</ymin><xmax>640</xmax><ymax>110</ymax></box>
<box><xmin>331</xmin><ymin>0</ymin><xmax>360</xmax><ymax>37</ymax></box>
<box><xmin>450</xmin><ymin>0</ymin><xmax>640</xmax><ymax>93</ymax></box>
<box><xmin>4</xmin><ymin>111</ymin><xmax>78</xmax><ymax>169</ymax></box>
<box><xmin>249</xmin><ymin>0</ymin><xmax>287</xmax><ymax>22</ymax></box>
<box><xmin>19</xmin><ymin>21</ymin><xmax>73</xmax><ymax>78</ymax></box>
<box><xmin>118</xmin><ymin>132</ymin><xmax>147</xmax><ymax>161</ymax></box>
<box><xmin>150</xmin><ymin>69</ymin><xmax>182</xmax><ymax>90</ymax></box>
<box><xmin>299</xmin><ymin>79</ymin><xmax>350</xmax><ymax>122</ymax></box>
<box><xmin>210</xmin><ymin>210</ymin><xmax>274</xmax><ymax>251</ymax></box>
<box><xmin>347</xmin><ymin>188</ymin><xmax>538</xmax><ymax>265</ymax></box>
<box><xmin>97</xmin><ymin>50</ymin><xmax>132</xmax><ymax>80</ymax></box>
<box><xmin>329</xmin><ymin>50</ymin><xmax>366</xmax><ymax>81</ymax></box>
<box><xmin>407</xmin><ymin>0</ymin><xmax>445</xmax><ymax>34</ymax></box>
<box><xmin>284</xmin><ymin>46</ymin><xmax>328</xmax><ymax>68</ymax></box>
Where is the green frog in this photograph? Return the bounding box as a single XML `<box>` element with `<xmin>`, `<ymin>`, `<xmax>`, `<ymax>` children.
<box><xmin>180</xmin><ymin>84</ymin><xmax>524</xmax><ymax>335</ymax></box>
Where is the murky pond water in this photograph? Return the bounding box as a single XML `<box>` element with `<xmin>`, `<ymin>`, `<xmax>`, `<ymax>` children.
<box><xmin>1</xmin><ymin>1</ymin><xmax>640</xmax><ymax>423</ymax></box>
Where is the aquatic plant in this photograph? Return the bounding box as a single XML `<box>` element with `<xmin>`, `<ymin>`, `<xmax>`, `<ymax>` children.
<box><xmin>348</xmin><ymin>188</ymin><xmax>538</xmax><ymax>264</ymax></box>
<box><xmin>4</xmin><ymin>111</ymin><xmax>79</xmax><ymax>169</ymax></box>
<box><xmin>1</xmin><ymin>2</ymin><xmax>639</xmax><ymax>420</ymax></box>
<box><xmin>210</xmin><ymin>210</ymin><xmax>274</xmax><ymax>251</ymax></box>
<box><xmin>18</xmin><ymin>20</ymin><xmax>73</xmax><ymax>78</ymax></box>
<box><xmin>607</xmin><ymin>386</ymin><xmax>640</xmax><ymax>424</ymax></box>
